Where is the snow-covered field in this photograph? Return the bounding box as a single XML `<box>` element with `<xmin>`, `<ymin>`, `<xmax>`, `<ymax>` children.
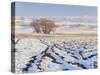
<box><xmin>11</xmin><ymin>35</ymin><xmax>97</xmax><ymax>73</ymax></box>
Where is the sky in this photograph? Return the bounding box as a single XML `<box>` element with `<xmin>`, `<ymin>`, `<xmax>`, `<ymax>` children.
<box><xmin>11</xmin><ymin>2</ymin><xmax>97</xmax><ymax>17</ymax></box>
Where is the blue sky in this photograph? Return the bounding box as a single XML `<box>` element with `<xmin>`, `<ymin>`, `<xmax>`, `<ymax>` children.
<box><xmin>13</xmin><ymin>2</ymin><xmax>97</xmax><ymax>17</ymax></box>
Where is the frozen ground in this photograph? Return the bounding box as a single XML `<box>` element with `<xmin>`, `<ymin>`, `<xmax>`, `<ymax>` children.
<box><xmin>12</xmin><ymin>35</ymin><xmax>97</xmax><ymax>73</ymax></box>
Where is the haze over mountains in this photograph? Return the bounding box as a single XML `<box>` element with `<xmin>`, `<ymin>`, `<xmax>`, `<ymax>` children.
<box><xmin>15</xmin><ymin>16</ymin><xmax>97</xmax><ymax>24</ymax></box>
<box><xmin>14</xmin><ymin>16</ymin><xmax>97</xmax><ymax>34</ymax></box>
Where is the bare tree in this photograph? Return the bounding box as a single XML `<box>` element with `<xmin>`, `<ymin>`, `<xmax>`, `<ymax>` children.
<box><xmin>39</xmin><ymin>18</ymin><xmax>57</xmax><ymax>34</ymax></box>
<box><xmin>31</xmin><ymin>18</ymin><xmax>57</xmax><ymax>34</ymax></box>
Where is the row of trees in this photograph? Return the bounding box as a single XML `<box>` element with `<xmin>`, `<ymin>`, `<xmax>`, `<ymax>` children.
<box><xmin>31</xmin><ymin>18</ymin><xmax>57</xmax><ymax>34</ymax></box>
